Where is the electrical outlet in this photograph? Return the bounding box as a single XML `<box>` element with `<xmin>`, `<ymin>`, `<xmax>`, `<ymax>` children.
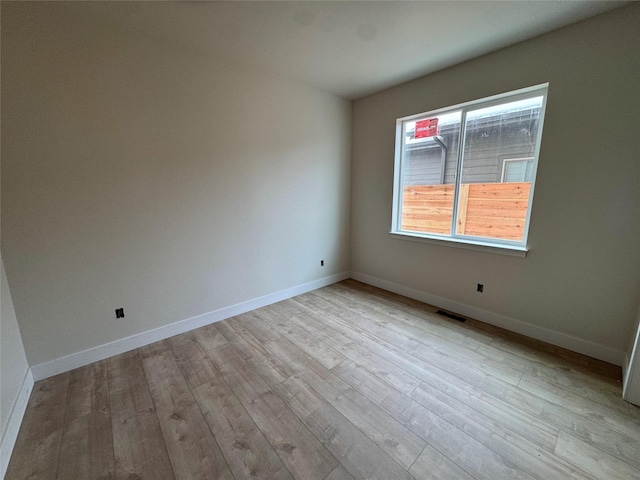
<box><xmin>477</xmin><ymin>283</ymin><xmax>484</xmax><ymax>293</ymax></box>
<box><xmin>321</xmin><ymin>260</ymin><xmax>325</xmax><ymax>266</ymax></box>
<box><xmin>115</xmin><ymin>308</ymin><xmax>125</xmax><ymax>318</ymax></box>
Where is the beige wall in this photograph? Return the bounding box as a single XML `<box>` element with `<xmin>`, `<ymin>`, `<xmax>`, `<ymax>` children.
<box><xmin>0</xmin><ymin>257</ymin><xmax>29</xmax><ymax>443</ymax></box>
<box><xmin>351</xmin><ymin>5</ymin><xmax>640</xmax><ymax>358</ymax></box>
<box><xmin>1</xmin><ymin>3</ymin><xmax>351</xmax><ymax>366</ymax></box>
<box><xmin>3</xmin><ymin>2</ymin><xmax>638</xmax><ymax>371</ymax></box>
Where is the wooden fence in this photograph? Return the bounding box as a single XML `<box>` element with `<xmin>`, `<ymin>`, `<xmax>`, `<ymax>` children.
<box><xmin>402</xmin><ymin>182</ymin><xmax>531</xmax><ymax>241</ymax></box>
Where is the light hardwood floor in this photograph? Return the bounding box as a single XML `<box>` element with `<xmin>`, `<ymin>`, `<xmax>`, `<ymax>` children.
<box><xmin>6</xmin><ymin>280</ymin><xmax>640</xmax><ymax>479</ymax></box>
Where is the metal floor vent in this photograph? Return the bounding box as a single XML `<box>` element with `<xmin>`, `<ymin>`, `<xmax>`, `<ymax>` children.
<box><xmin>436</xmin><ymin>309</ymin><xmax>467</xmax><ymax>322</ymax></box>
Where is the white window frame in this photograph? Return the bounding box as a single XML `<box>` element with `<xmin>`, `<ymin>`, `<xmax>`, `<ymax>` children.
<box><xmin>501</xmin><ymin>157</ymin><xmax>534</xmax><ymax>183</ymax></box>
<box><xmin>390</xmin><ymin>84</ymin><xmax>548</xmax><ymax>256</ymax></box>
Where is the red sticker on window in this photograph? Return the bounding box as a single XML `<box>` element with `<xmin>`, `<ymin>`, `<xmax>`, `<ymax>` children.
<box><xmin>415</xmin><ymin>118</ymin><xmax>439</xmax><ymax>138</ymax></box>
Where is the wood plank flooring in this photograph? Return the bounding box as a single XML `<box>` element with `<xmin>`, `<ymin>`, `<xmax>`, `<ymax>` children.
<box><xmin>6</xmin><ymin>279</ymin><xmax>640</xmax><ymax>479</ymax></box>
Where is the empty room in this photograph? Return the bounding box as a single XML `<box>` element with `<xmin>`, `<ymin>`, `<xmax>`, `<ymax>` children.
<box><xmin>1</xmin><ymin>1</ymin><xmax>640</xmax><ymax>479</ymax></box>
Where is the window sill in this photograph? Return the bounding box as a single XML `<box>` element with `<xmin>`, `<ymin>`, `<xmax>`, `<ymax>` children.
<box><xmin>389</xmin><ymin>231</ymin><xmax>528</xmax><ymax>257</ymax></box>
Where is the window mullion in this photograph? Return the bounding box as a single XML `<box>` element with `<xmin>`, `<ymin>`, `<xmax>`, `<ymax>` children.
<box><xmin>450</xmin><ymin>108</ymin><xmax>468</xmax><ymax>238</ymax></box>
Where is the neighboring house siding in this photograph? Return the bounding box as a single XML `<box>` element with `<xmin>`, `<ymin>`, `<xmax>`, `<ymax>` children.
<box><xmin>403</xmin><ymin>107</ymin><xmax>541</xmax><ymax>186</ymax></box>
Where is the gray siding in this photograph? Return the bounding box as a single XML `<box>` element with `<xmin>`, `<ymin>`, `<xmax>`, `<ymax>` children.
<box><xmin>403</xmin><ymin>106</ymin><xmax>540</xmax><ymax>186</ymax></box>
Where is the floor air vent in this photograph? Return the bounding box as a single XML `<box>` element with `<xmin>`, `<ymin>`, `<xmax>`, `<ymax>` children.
<box><xmin>436</xmin><ymin>309</ymin><xmax>466</xmax><ymax>322</ymax></box>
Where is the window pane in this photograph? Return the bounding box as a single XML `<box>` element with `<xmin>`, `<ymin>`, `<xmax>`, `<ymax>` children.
<box><xmin>400</xmin><ymin>111</ymin><xmax>461</xmax><ymax>235</ymax></box>
<box><xmin>502</xmin><ymin>158</ymin><xmax>534</xmax><ymax>182</ymax></box>
<box><xmin>456</xmin><ymin>97</ymin><xmax>543</xmax><ymax>241</ymax></box>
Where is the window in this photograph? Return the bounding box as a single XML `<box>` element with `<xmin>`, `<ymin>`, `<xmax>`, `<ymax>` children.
<box><xmin>501</xmin><ymin>157</ymin><xmax>534</xmax><ymax>183</ymax></box>
<box><xmin>391</xmin><ymin>84</ymin><xmax>548</xmax><ymax>252</ymax></box>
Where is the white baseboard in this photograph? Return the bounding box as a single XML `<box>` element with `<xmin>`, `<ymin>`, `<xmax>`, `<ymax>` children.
<box><xmin>31</xmin><ymin>272</ymin><xmax>349</xmax><ymax>381</ymax></box>
<box><xmin>1</xmin><ymin>368</ymin><xmax>34</xmax><ymax>479</ymax></box>
<box><xmin>350</xmin><ymin>271</ymin><xmax>625</xmax><ymax>366</ymax></box>
<box><xmin>27</xmin><ymin>268</ymin><xmax>625</xmax><ymax>381</ymax></box>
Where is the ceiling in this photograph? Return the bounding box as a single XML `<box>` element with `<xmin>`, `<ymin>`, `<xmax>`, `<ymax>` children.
<box><xmin>68</xmin><ymin>1</ymin><xmax>628</xmax><ymax>99</ymax></box>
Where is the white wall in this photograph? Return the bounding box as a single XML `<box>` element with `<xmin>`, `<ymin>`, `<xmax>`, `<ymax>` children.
<box><xmin>1</xmin><ymin>3</ymin><xmax>351</xmax><ymax>367</ymax></box>
<box><xmin>0</xmin><ymin>256</ymin><xmax>31</xmax><ymax>475</ymax></box>
<box><xmin>351</xmin><ymin>5</ymin><xmax>640</xmax><ymax>363</ymax></box>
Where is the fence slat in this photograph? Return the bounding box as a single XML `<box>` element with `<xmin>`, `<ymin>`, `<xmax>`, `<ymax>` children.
<box><xmin>455</xmin><ymin>184</ymin><xmax>470</xmax><ymax>235</ymax></box>
<box><xmin>401</xmin><ymin>182</ymin><xmax>530</xmax><ymax>240</ymax></box>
